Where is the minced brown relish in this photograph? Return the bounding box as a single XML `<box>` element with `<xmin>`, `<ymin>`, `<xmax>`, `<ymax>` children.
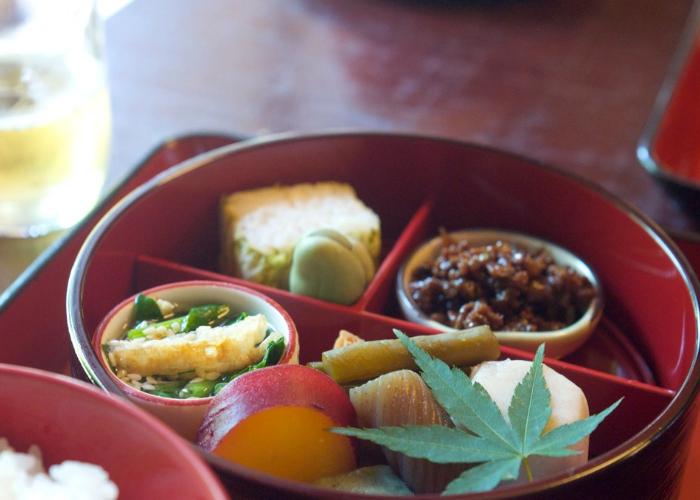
<box><xmin>409</xmin><ymin>237</ymin><xmax>596</xmax><ymax>332</ymax></box>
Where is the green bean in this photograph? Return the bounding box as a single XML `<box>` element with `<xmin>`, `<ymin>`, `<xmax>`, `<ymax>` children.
<box><xmin>125</xmin><ymin>304</ymin><xmax>231</xmax><ymax>339</ymax></box>
<box><xmin>221</xmin><ymin>311</ymin><xmax>248</xmax><ymax>326</ymax></box>
<box><xmin>142</xmin><ymin>379</ymin><xmax>186</xmax><ymax>398</ymax></box>
<box><xmin>178</xmin><ymin>379</ymin><xmax>216</xmax><ymax>398</ymax></box>
<box><xmin>133</xmin><ymin>294</ymin><xmax>163</xmax><ymax>322</ymax></box>
<box><xmin>211</xmin><ymin>337</ymin><xmax>287</xmax><ymax>396</ymax></box>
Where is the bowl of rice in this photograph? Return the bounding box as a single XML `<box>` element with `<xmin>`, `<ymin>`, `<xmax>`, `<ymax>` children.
<box><xmin>0</xmin><ymin>363</ymin><xmax>228</xmax><ymax>499</ymax></box>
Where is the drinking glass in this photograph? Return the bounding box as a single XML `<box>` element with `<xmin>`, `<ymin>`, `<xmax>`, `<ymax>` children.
<box><xmin>0</xmin><ymin>0</ymin><xmax>110</xmax><ymax>237</ymax></box>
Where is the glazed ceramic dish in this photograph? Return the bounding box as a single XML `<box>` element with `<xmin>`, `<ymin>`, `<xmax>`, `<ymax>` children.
<box><xmin>65</xmin><ymin>132</ymin><xmax>699</xmax><ymax>499</ymax></box>
<box><xmin>92</xmin><ymin>280</ymin><xmax>299</xmax><ymax>440</ymax></box>
<box><xmin>396</xmin><ymin>229</ymin><xmax>603</xmax><ymax>359</ymax></box>
<box><xmin>0</xmin><ymin>363</ymin><xmax>228</xmax><ymax>499</ymax></box>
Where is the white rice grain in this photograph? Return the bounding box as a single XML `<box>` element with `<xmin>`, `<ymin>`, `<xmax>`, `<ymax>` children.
<box><xmin>0</xmin><ymin>438</ymin><xmax>118</xmax><ymax>499</ymax></box>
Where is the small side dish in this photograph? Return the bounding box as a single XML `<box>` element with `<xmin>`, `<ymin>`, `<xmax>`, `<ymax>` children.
<box><xmin>220</xmin><ymin>181</ymin><xmax>381</xmax><ymax>304</ymax></box>
<box><xmin>196</xmin><ymin>327</ymin><xmax>618</xmax><ymax>495</ymax></box>
<box><xmin>0</xmin><ymin>438</ymin><xmax>118</xmax><ymax>500</ymax></box>
<box><xmin>104</xmin><ymin>296</ymin><xmax>285</xmax><ymax>399</ymax></box>
<box><xmin>398</xmin><ymin>230</ymin><xmax>603</xmax><ymax>358</ymax></box>
<box><xmin>333</xmin><ymin>330</ymin><xmax>620</xmax><ymax>495</ymax></box>
<box><xmin>94</xmin><ymin>281</ymin><xmax>299</xmax><ymax>439</ymax></box>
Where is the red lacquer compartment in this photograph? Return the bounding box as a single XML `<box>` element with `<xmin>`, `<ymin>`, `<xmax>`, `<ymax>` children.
<box><xmin>65</xmin><ymin>133</ymin><xmax>700</xmax><ymax>499</ymax></box>
<box><xmin>77</xmin><ymin>251</ymin><xmax>675</xmax><ymax>467</ymax></box>
<box><xmin>353</xmin><ymin>309</ymin><xmax>672</xmax><ymax>457</ymax></box>
<box><xmin>125</xmin><ymin>251</ymin><xmax>654</xmax><ymax>387</ymax></box>
<box><xmin>383</xmin><ymin>163</ymin><xmax>697</xmax><ymax>393</ymax></box>
<box><xmin>75</xmin><ymin>148</ymin><xmax>435</xmax><ymax>314</ymax></box>
<box><xmin>355</xmin><ymin>200</ymin><xmax>434</xmax><ymax>312</ymax></box>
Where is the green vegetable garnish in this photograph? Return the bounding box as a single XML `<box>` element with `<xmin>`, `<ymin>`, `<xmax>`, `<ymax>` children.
<box><xmin>179</xmin><ymin>379</ymin><xmax>217</xmax><ymax>399</ymax></box>
<box><xmin>117</xmin><ymin>300</ymin><xmax>285</xmax><ymax>400</ymax></box>
<box><xmin>101</xmin><ymin>344</ymin><xmax>115</xmax><ymax>372</ymax></box>
<box><xmin>142</xmin><ymin>379</ymin><xmax>187</xmax><ymax>398</ymax></box>
<box><xmin>333</xmin><ymin>330</ymin><xmax>621</xmax><ymax>494</ymax></box>
<box><xmin>133</xmin><ymin>294</ymin><xmax>163</xmax><ymax>322</ymax></box>
<box><xmin>212</xmin><ymin>337</ymin><xmax>286</xmax><ymax>395</ymax></box>
<box><xmin>182</xmin><ymin>304</ymin><xmax>231</xmax><ymax>331</ymax></box>
<box><xmin>221</xmin><ymin>311</ymin><xmax>248</xmax><ymax>326</ymax></box>
<box><xmin>125</xmin><ymin>303</ymin><xmax>231</xmax><ymax>339</ymax></box>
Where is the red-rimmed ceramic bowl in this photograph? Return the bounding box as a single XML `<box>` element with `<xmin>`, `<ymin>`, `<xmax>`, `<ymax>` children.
<box><xmin>66</xmin><ymin>132</ymin><xmax>699</xmax><ymax>499</ymax></box>
<box><xmin>92</xmin><ymin>280</ymin><xmax>299</xmax><ymax>440</ymax></box>
<box><xmin>397</xmin><ymin>229</ymin><xmax>604</xmax><ymax>359</ymax></box>
<box><xmin>0</xmin><ymin>363</ymin><xmax>228</xmax><ymax>499</ymax></box>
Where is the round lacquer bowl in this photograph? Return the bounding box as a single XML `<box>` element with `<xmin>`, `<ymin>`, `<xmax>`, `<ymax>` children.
<box><xmin>92</xmin><ymin>280</ymin><xmax>299</xmax><ymax>440</ymax></box>
<box><xmin>397</xmin><ymin>229</ymin><xmax>604</xmax><ymax>359</ymax></box>
<box><xmin>67</xmin><ymin>132</ymin><xmax>699</xmax><ymax>499</ymax></box>
<box><xmin>0</xmin><ymin>363</ymin><xmax>228</xmax><ymax>499</ymax></box>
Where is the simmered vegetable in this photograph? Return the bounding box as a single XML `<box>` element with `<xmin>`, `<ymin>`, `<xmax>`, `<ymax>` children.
<box><xmin>319</xmin><ymin>326</ymin><xmax>499</xmax><ymax>385</ymax></box>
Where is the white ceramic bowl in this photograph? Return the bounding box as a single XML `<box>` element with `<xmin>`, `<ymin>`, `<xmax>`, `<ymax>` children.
<box><xmin>397</xmin><ymin>229</ymin><xmax>603</xmax><ymax>358</ymax></box>
<box><xmin>93</xmin><ymin>280</ymin><xmax>299</xmax><ymax>440</ymax></box>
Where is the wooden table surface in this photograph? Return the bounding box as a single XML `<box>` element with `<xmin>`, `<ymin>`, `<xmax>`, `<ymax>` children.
<box><xmin>105</xmin><ymin>0</ymin><xmax>698</xmax><ymax>236</ymax></box>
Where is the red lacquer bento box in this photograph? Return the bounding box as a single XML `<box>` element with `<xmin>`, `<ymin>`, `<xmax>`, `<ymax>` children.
<box><xmin>2</xmin><ymin>133</ymin><xmax>699</xmax><ymax>499</ymax></box>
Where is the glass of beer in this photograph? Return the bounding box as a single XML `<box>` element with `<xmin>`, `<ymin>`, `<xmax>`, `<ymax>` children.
<box><xmin>0</xmin><ymin>0</ymin><xmax>110</xmax><ymax>237</ymax></box>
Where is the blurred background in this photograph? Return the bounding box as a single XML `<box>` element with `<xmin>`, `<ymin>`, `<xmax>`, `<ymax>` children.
<box><xmin>0</xmin><ymin>0</ymin><xmax>697</xmax><ymax>289</ymax></box>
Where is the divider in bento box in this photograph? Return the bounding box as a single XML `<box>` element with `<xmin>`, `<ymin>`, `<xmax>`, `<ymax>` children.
<box><xmin>76</xmin><ymin>247</ymin><xmax>675</xmax><ymax>457</ymax></box>
<box><xmin>69</xmin><ymin>128</ymin><xmax>693</xmax><ymax>392</ymax></box>
<box><xmin>64</xmin><ymin>132</ymin><xmax>700</xmax><ymax>497</ymax></box>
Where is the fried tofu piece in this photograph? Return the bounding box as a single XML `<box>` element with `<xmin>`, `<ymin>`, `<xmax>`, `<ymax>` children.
<box><xmin>107</xmin><ymin>314</ymin><xmax>268</xmax><ymax>378</ymax></box>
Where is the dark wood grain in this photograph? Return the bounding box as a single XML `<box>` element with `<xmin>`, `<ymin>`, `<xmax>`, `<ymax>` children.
<box><xmin>104</xmin><ymin>0</ymin><xmax>697</xmax><ymax>234</ymax></box>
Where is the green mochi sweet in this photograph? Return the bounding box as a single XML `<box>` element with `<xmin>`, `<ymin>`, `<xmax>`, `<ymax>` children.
<box><xmin>289</xmin><ymin>229</ymin><xmax>375</xmax><ymax>305</ymax></box>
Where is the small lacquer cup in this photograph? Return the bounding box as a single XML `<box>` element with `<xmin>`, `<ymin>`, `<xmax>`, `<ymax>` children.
<box><xmin>93</xmin><ymin>280</ymin><xmax>299</xmax><ymax>440</ymax></box>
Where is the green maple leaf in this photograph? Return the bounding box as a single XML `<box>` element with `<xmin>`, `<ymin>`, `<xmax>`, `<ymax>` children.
<box><xmin>332</xmin><ymin>330</ymin><xmax>622</xmax><ymax>495</ymax></box>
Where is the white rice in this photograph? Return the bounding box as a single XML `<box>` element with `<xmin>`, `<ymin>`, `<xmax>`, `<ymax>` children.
<box><xmin>0</xmin><ymin>438</ymin><xmax>118</xmax><ymax>500</ymax></box>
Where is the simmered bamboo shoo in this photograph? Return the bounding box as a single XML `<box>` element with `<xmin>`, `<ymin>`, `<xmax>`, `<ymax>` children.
<box><xmin>350</xmin><ymin>370</ymin><xmax>465</xmax><ymax>494</ymax></box>
<box><xmin>320</xmin><ymin>326</ymin><xmax>499</xmax><ymax>385</ymax></box>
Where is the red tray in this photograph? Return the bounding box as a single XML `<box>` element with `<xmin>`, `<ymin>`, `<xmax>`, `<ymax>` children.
<box><xmin>1</xmin><ymin>134</ymin><xmax>699</xmax><ymax>498</ymax></box>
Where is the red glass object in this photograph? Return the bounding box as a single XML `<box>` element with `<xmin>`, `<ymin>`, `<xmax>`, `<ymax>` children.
<box><xmin>638</xmin><ymin>5</ymin><xmax>700</xmax><ymax>213</ymax></box>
